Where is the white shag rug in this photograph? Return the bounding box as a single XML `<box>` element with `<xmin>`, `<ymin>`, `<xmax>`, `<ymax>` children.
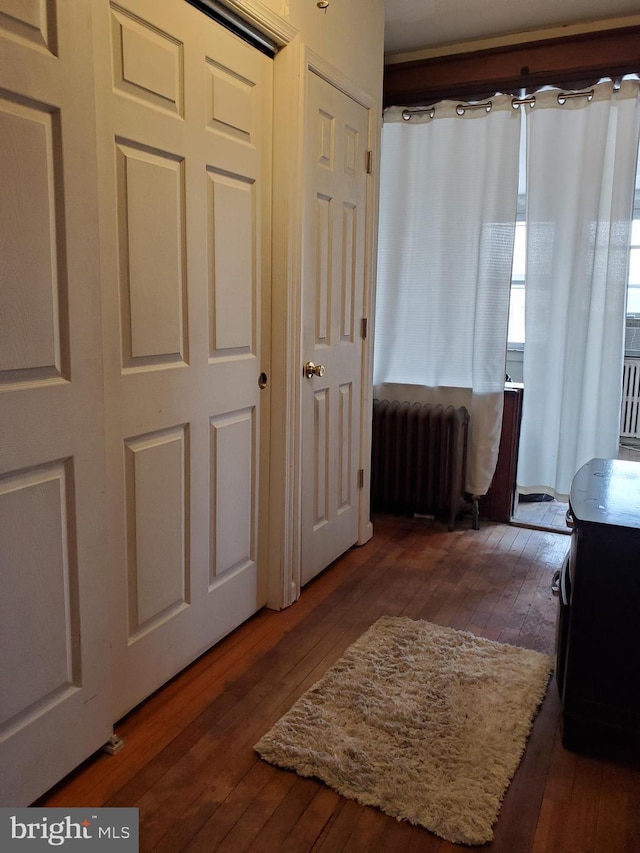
<box><xmin>255</xmin><ymin>616</ymin><xmax>552</xmax><ymax>846</ymax></box>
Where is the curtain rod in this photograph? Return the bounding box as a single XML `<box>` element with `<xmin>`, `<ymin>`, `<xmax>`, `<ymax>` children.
<box><xmin>400</xmin><ymin>87</ymin><xmax>597</xmax><ymax>120</ymax></box>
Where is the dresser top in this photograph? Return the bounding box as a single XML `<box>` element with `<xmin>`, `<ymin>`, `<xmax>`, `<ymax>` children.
<box><xmin>570</xmin><ymin>458</ymin><xmax>640</xmax><ymax>530</ymax></box>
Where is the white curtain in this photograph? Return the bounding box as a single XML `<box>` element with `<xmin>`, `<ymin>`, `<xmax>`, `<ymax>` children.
<box><xmin>517</xmin><ymin>80</ymin><xmax>640</xmax><ymax>500</ymax></box>
<box><xmin>374</xmin><ymin>97</ymin><xmax>521</xmax><ymax>495</ymax></box>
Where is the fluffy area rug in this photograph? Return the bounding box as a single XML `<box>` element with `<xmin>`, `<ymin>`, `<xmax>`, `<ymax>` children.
<box><xmin>254</xmin><ymin>616</ymin><xmax>552</xmax><ymax>845</ymax></box>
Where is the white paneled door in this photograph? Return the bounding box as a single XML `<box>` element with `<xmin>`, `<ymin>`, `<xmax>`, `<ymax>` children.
<box><xmin>0</xmin><ymin>0</ymin><xmax>112</xmax><ymax>806</ymax></box>
<box><xmin>300</xmin><ymin>70</ymin><xmax>370</xmax><ymax>585</ymax></box>
<box><xmin>93</xmin><ymin>0</ymin><xmax>273</xmax><ymax>718</ymax></box>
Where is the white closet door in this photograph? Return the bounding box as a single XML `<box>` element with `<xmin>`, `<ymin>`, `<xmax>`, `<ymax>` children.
<box><xmin>92</xmin><ymin>0</ymin><xmax>273</xmax><ymax>718</ymax></box>
<box><xmin>0</xmin><ymin>0</ymin><xmax>111</xmax><ymax>806</ymax></box>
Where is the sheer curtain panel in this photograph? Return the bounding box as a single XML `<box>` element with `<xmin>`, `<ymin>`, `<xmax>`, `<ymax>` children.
<box><xmin>517</xmin><ymin>80</ymin><xmax>640</xmax><ymax>500</ymax></box>
<box><xmin>374</xmin><ymin>97</ymin><xmax>521</xmax><ymax>495</ymax></box>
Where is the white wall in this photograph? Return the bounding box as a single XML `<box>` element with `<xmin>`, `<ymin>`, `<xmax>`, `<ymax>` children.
<box><xmin>287</xmin><ymin>0</ymin><xmax>385</xmax><ymax>97</ymax></box>
<box><xmin>243</xmin><ymin>0</ymin><xmax>385</xmax><ymax>99</ymax></box>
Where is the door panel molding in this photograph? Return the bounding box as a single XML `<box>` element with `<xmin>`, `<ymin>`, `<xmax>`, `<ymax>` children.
<box><xmin>124</xmin><ymin>425</ymin><xmax>190</xmax><ymax>640</ymax></box>
<box><xmin>0</xmin><ymin>0</ymin><xmax>57</xmax><ymax>55</ymax></box>
<box><xmin>0</xmin><ymin>95</ymin><xmax>69</xmax><ymax>386</ymax></box>
<box><xmin>110</xmin><ymin>3</ymin><xmax>184</xmax><ymax>116</ymax></box>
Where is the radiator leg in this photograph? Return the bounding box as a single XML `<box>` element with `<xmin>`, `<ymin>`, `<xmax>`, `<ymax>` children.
<box><xmin>471</xmin><ymin>498</ymin><xmax>480</xmax><ymax>530</ymax></box>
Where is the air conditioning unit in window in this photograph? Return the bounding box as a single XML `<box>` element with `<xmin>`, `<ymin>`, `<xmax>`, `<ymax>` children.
<box><xmin>625</xmin><ymin>317</ymin><xmax>640</xmax><ymax>358</ymax></box>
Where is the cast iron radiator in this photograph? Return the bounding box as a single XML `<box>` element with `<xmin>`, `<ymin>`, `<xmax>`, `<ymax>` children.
<box><xmin>621</xmin><ymin>357</ymin><xmax>640</xmax><ymax>440</ymax></box>
<box><xmin>371</xmin><ymin>399</ymin><xmax>470</xmax><ymax>531</ymax></box>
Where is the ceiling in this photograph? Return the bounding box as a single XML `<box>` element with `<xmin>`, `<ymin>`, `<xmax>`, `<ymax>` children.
<box><xmin>383</xmin><ymin>0</ymin><xmax>640</xmax><ymax>56</ymax></box>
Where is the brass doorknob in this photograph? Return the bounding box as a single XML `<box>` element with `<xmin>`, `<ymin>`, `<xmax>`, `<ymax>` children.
<box><xmin>304</xmin><ymin>361</ymin><xmax>325</xmax><ymax>379</ymax></box>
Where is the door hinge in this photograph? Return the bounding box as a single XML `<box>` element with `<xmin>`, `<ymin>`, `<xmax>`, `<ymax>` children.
<box><xmin>361</xmin><ymin>317</ymin><xmax>368</xmax><ymax>339</ymax></box>
<box><xmin>366</xmin><ymin>150</ymin><xmax>373</xmax><ymax>174</ymax></box>
<box><xmin>358</xmin><ymin>468</ymin><xmax>365</xmax><ymax>489</ymax></box>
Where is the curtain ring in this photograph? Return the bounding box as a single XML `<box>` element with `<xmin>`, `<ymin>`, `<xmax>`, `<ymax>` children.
<box><xmin>512</xmin><ymin>95</ymin><xmax>536</xmax><ymax>110</ymax></box>
<box><xmin>557</xmin><ymin>89</ymin><xmax>594</xmax><ymax>105</ymax></box>
<box><xmin>401</xmin><ymin>107</ymin><xmax>435</xmax><ymax>121</ymax></box>
<box><xmin>456</xmin><ymin>100</ymin><xmax>492</xmax><ymax>116</ymax></box>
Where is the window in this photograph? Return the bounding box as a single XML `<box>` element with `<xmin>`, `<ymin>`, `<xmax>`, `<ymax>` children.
<box><xmin>507</xmin><ymin>130</ymin><xmax>640</xmax><ymax>348</ymax></box>
<box><xmin>507</xmin><ymin>109</ymin><xmax>527</xmax><ymax>349</ymax></box>
<box><xmin>628</xmin><ymin>209</ymin><xmax>640</xmax><ymax>314</ymax></box>
<box><xmin>507</xmin><ymin>220</ymin><xmax>526</xmax><ymax>348</ymax></box>
<box><xmin>625</xmin><ymin>195</ymin><xmax>640</xmax><ymax>357</ymax></box>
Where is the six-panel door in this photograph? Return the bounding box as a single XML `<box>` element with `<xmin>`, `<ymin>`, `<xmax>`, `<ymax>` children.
<box><xmin>0</xmin><ymin>0</ymin><xmax>112</xmax><ymax>806</ymax></box>
<box><xmin>300</xmin><ymin>71</ymin><xmax>369</xmax><ymax>585</ymax></box>
<box><xmin>93</xmin><ymin>0</ymin><xmax>273</xmax><ymax>719</ymax></box>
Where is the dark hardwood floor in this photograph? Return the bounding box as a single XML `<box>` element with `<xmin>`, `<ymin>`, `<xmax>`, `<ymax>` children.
<box><xmin>38</xmin><ymin>513</ymin><xmax>640</xmax><ymax>851</ymax></box>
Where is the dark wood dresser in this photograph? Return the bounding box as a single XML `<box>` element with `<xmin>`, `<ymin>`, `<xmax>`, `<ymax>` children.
<box><xmin>556</xmin><ymin>457</ymin><xmax>640</xmax><ymax>753</ymax></box>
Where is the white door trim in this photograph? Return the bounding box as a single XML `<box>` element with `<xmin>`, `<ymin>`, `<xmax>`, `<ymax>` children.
<box><xmin>220</xmin><ymin>0</ymin><xmax>297</xmax><ymax>46</ymax></box>
<box><xmin>267</xmin><ymin>35</ymin><xmax>304</xmax><ymax>609</ymax></box>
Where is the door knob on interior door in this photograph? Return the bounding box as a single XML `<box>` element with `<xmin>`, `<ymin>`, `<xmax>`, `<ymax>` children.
<box><xmin>304</xmin><ymin>361</ymin><xmax>325</xmax><ymax>379</ymax></box>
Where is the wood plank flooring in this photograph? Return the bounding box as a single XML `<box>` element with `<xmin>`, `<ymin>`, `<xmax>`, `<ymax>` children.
<box><xmin>513</xmin><ymin>495</ymin><xmax>570</xmax><ymax>531</ymax></box>
<box><xmin>38</xmin><ymin>514</ymin><xmax>640</xmax><ymax>851</ymax></box>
